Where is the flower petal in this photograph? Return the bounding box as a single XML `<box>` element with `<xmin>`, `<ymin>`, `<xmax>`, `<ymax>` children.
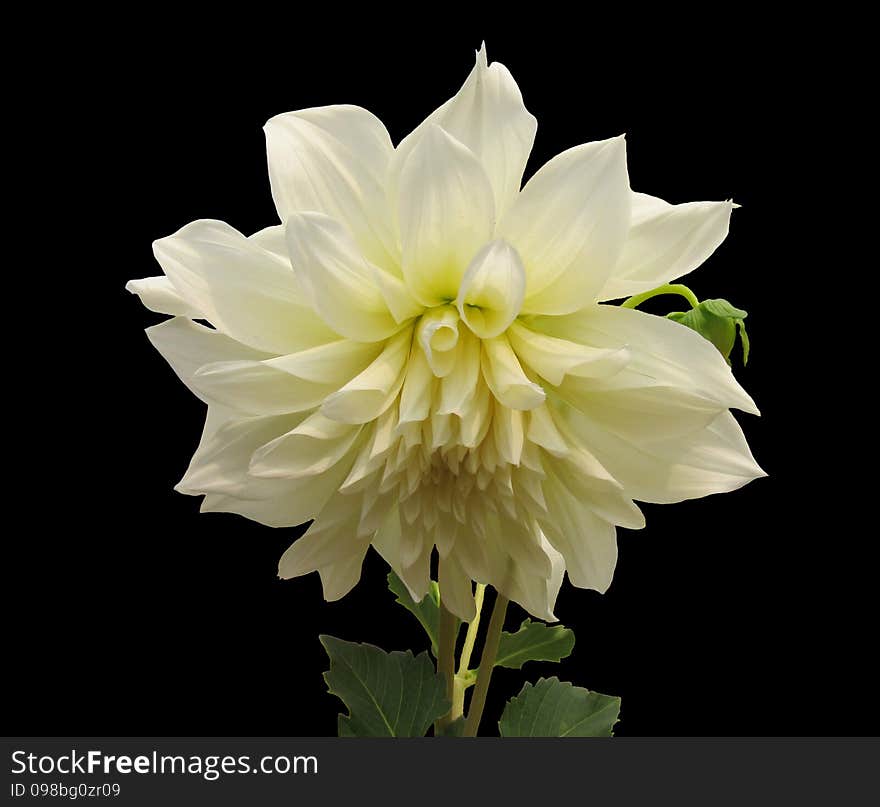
<box><xmin>507</xmin><ymin>321</ymin><xmax>630</xmax><ymax>386</ymax></box>
<box><xmin>278</xmin><ymin>490</ymin><xmax>372</xmax><ymax>601</ymax></box>
<box><xmin>264</xmin><ymin>104</ymin><xmax>397</xmax><ymax>268</ymax></box>
<box><xmin>416</xmin><ymin>305</ymin><xmax>461</xmax><ymax>377</ymax></box>
<box><xmin>191</xmin><ymin>337</ymin><xmax>383</xmax><ymax>415</ymax></box>
<box><xmin>398</xmin><ymin>341</ymin><xmax>436</xmax><ymax>425</ymax></box>
<box><xmin>498</xmin><ymin>135</ymin><xmax>631</xmax><ymax>315</ymax></box>
<box><xmin>532</xmin><ymin>304</ymin><xmax>759</xmax><ymax>415</ymax></box>
<box><xmin>497</xmin><ymin>559</ymin><xmax>561</xmax><ymax>623</ymax></box>
<box><xmin>320</xmin><ymin>327</ymin><xmax>412</xmax><ymax>423</ymax></box>
<box><xmin>126</xmin><ymin>276</ymin><xmax>201</xmax><ymax>317</ymax></box>
<box><xmin>147</xmin><ymin>323</ymin><xmax>380</xmax><ymax>418</ymax></box>
<box><xmin>318</xmin><ymin>553</ymin><xmax>371</xmax><ymax>602</ymax></box>
<box><xmin>190</xmin><ymin>338</ymin><xmax>384</xmax><ymax>417</ymax></box>
<box><xmin>191</xmin><ymin>361</ymin><xmax>336</xmax><ymax>415</ymax></box>
<box><xmin>555</xmin><ymin>401</ymin><xmax>766</xmax><ymax>504</ymax></box>
<box><xmin>540</xmin><ymin>534</ymin><xmax>565</xmax><ymax>622</ymax></box>
<box><xmin>247</xmin><ymin>225</ymin><xmax>288</xmax><ymax>259</ymax></box>
<box><xmin>178</xmin><ymin>411</ymin><xmax>302</xmax><ymax>497</ymax></box>
<box><xmin>439</xmin><ymin>553</ymin><xmax>476</xmax><ymax>622</ymax></box>
<box><xmin>265</xmin><ymin>339</ymin><xmax>384</xmax><ymax>382</ymax></box>
<box><xmin>469</xmin><ymin>510</ymin><xmax>561</xmax><ymax>622</ymax></box>
<box><xmin>525</xmin><ymin>405</ymin><xmax>570</xmax><ymax>456</ymax></box>
<box><xmin>372</xmin><ymin>507</ymin><xmax>432</xmax><ymax>601</ymax></box>
<box><xmin>437</xmin><ymin>327</ymin><xmax>481</xmax><ymax>415</ymax></box>
<box><xmin>398</xmin><ymin>125</ymin><xmax>495</xmax><ymax>307</ymax></box>
<box><xmin>556</xmin><ymin>382</ymin><xmax>726</xmax><ymax>443</ymax></box>
<box><xmin>544</xmin><ymin>452</ymin><xmax>645</xmax><ymax>530</ymax></box>
<box><xmin>249</xmin><ymin>411</ymin><xmax>363</xmax><ymax>479</ymax></box>
<box><xmin>482</xmin><ymin>335</ymin><xmax>545</xmax><ymax>410</ymax></box>
<box><xmin>392</xmin><ymin>43</ymin><xmax>536</xmax><ymax>218</ymax></box>
<box><xmin>599</xmin><ymin>193</ymin><xmax>735</xmax><ymax>301</ymax></box>
<box><xmin>199</xmin><ymin>489</ymin><xmax>330</xmax><ymax>530</ymax></box>
<box><xmin>491</xmin><ymin>406</ymin><xmax>523</xmax><ymax>466</ymax></box>
<box><xmin>538</xmin><ymin>472</ymin><xmax>620</xmax><ymax>593</ymax></box>
<box><xmin>145</xmin><ymin>317</ymin><xmax>271</xmax><ymax>403</ymax></box>
<box><xmin>178</xmin><ymin>411</ymin><xmax>361</xmax><ymax>528</ymax></box>
<box><xmin>285</xmin><ymin>212</ymin><xmax>401</xmax><ymax>342</ymax></box>
<box><xmin>457</xmin><ymin>239</ymin><xmax>525</xmax><ymax>339</ymax></box>
<box><xmin>251</xmin><ymin>222</ymin><xmax>414</xmax><ymax>325</ymax></box>
<box><xmin>457</xmin><ymin>377</ymin><xmax>492</xmax><ymax>448</ymax></box>
<box><xmin>154</xmin><ymin>219</ymin><xmax>336</xmax><ymax>354</ymax></box>
<box><xmin>370</xmin><ymin>264</ymin><xmax>424</xmax><ymax>324</ymax></box>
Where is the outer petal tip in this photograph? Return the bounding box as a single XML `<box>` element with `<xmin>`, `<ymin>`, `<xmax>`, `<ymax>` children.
<box><xmin>737</xmin><ymin>389</ymin><xmax>761</xmax><ymax>417</ymax></box>
<box><xmin>502</xmin><ymin>133</ymin><xmax>632</xmax><ymax>315</ymax></box>
<box><xmin>476</xmin><ymin>41</ymin><xmax>488</xmax><ymax>68</ymax></box>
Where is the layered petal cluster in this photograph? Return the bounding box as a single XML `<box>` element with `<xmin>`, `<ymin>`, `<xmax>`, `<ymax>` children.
<box><xmin>128</xmin><ymin>45</ymin><xmax>764</xmax><ymax>621</ymax></box>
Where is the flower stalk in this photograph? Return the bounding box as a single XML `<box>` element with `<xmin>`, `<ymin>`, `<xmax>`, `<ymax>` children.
<box><xmin>434</xmin><ymin>600</ymin><xmax>459</xmax><ymax>733</ymax></box>
<box><xmin>450</xmin><ymin>584</ymin><xmax>486</xmax><ymax>722</ymax></box>
<box><xmin>458</xmin><ymin>584</ymin><xmax>486</xmax><ymax>675</ymax></box>
<box><xmin>621</xmin><ymin>283</ymin><xmax>700</xmax><ymax>310</ymax></box>
<box><xmin>462</xmin><ymin>592</ymin><xmax>509</xmax><ymax>737</ymax></box>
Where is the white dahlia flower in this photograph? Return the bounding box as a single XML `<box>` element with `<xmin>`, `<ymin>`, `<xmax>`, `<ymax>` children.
<box><xmin>128</xmin><ymin>45</ymin><xmax>764</xmax><ymax>622</ymax></box>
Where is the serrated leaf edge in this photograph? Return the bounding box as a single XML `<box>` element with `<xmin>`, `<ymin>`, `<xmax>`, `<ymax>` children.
<box><xmin>500</xmin><ymin>676</ymin><xmax>621</xmax><ymax>738</ymax></box>
<box><xmin>495</xmin><ymin>619</ymin><xmax>576</xmax><ymax>670</ymax></box>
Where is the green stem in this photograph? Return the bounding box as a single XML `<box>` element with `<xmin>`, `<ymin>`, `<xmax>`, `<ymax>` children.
<box><xmin>458</xmin><ymin>584</ymin><xmax>486</xmax><ymax>676</ymax></box>
<box><xmin>621</xmin><ymin>283</ymin><xmax>700</xmax><ymax>310</ymax></box>
<box><xmin>462</xmin><ymin>592</ymin><xmax>509</xmax><ymax>737</ymax></box>
<box><xmin>450</xmin><ymin>584</ymin><xmax>486</xmax><ymax>722</ymax></box>
<box><xmin>435</xmin><ymin>601</ymin><xmax>458</xmax><ymax>733</ymax></box>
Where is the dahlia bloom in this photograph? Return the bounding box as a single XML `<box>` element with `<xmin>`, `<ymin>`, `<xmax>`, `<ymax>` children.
<box><xmin>128</xmin><ymin>46</ymin><xmax>763</xmax><ymax>622</ymax></box>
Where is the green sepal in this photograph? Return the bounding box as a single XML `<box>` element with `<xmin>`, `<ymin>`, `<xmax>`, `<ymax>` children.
<box><xmin>667</xmin><ymin>298</ymin><xmax>750</xmax><ymax>366</ymax></box>
<box><xmin>738</xmin><ymin>316</ymin><xmax>750</xmax><ymax>364</ymax></box>
<box><xmin>320</xmin><ymin>635</ymin><xmax>449</xmax><ymax>737</ymax></box>
<box><xmin>499</xmin><ymin>677</ymin><xmax>621</xmax><ymax>737</ymax></box>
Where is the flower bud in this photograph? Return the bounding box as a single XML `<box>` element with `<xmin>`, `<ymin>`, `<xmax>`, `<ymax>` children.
<box><xmin>667</xmin><ymin>298</ymin><xmax>750</xmax><ymax>366</ymax></box>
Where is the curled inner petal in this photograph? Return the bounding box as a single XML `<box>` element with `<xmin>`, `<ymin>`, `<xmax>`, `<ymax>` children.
<box><xmin>417</xmin><ymin>305</ymin><xmax>460</xmax><ymax>377</ymax></box>
<box><xmin>457</xmin><ymin>239</ymin><xmax>526</xmax><ymax>339</ymax></box>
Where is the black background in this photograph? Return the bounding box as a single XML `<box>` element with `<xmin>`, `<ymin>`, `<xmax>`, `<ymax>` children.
<box><xmin>10</xmin><ymin>21</ymin><xmax>873</xmax><ymax>737</ymax></box>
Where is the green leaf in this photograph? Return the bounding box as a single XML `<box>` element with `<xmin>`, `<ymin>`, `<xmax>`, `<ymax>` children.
<box><xmin>320</xmin><ymin>635</ymin><xmax>449</xmax><ymax>737</ymax></box>
<box><xmin>667</xmin><ymin>298</ymin><xmax>750</xmax><ymax>365</ymax></box>
<box><xmin>499</xmin><ymin>677</ymin><xmax>621</xmax><ymax>737</ymax></box>
<box><xmin>435</xmin><ymin>717</ymin><xmax>465</xmax><ymax>737</ymax></box>
<box><xmin>337</xmin><ymin>717</ymin><xmax>357</xmax><ymax>737</ymax></box>
<box><xmin>495</xmin><ymin>619</ymin><xmax>575</xmax><ymax>670</ymax></box>
<box><xmin>387</xmin><ymin>571</ymin><xmax>441</xmax><ymax>655</ymax></box>
<box><xmin>460</xmin><ymin>620</ymin><xmax>575</xmax><ymax>686</ymax></box>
